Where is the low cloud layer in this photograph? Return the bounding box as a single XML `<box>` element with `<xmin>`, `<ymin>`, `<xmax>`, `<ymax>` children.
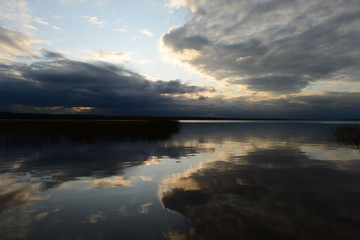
<box><xmin>0</xmin><ymin>51</ymin><xmax>359</xmax><ymax>118</ymax></box>
<box><xmin>163</xmin><ymin>0</ymin><xmax>360</xmax><ymax>93</ymax></box>
<box><xmin>0</xmin><ymin>51</ymin><xmax>211</xmax><ymax>115</ymax></box>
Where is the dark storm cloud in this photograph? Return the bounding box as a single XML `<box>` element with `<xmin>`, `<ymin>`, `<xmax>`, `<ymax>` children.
<box><xmin>176</xmin><ymin>92</ymin><xmax>360</xmax><ymax>119</ymax></box>
<box><xmin>0</xmin><ymin>52</ymin><xmax>359</xmax><ymax>118</ymax></box>
<box><xmin>40</xmin><ymin>50</ymin><xmax>65</xmax><ymax>59</ymax></box>
<box><xmin>293</xmin><ymin>92</ymin><xmax>360</xmax><ymax>113</ymax></box>
<box><xmin>241</xmin><ymin>75</ymin><xmax>310</xmax><ymax>93</ymax></box>
<box><xmin>163</xmin><ymin>0</ymin><xmax>360</xmax><ymax>93</ymax></box>
<box><xmin>0</xmin><ymin>53</ymin><xmax>360</xmax><ymax>119</ymax></box>
<box><xmin>0</xmin><ymin>26</ymin><xmax>27</xmax><ymax>52</ymax></box>
<box><xmin>0</xmin><ymin>54</ymin><xmax>210</xmax><ymax>115</ymax></box>
<box><xmin>153</xmin><ymin>79</ymin><xmax>212</xmax><ymax>94</ymax></box>
<box><xmin>0</xmin><ymin>53</ymin><xmax>359</xmax><ymax>118</ymax></box>
<box><xmin>162</xmin><ymin>27</ymin><xmax>210</xmax><ymax>51</ymax></box>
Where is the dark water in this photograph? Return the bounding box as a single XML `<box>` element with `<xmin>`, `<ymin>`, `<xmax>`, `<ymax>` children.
<box><xmin>0</xmin><ymin>121</ymin><xmax>359</xmax><ymax>240</ymax></box>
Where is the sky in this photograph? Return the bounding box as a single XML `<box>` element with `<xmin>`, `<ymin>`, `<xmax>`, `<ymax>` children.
<box><xmin>0</xmin><ymin>0</ymin><xmax>359</xmax><ymax>119</ymax></box>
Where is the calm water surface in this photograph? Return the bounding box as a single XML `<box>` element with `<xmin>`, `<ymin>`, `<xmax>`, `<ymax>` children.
<box><xmin>0</xmin><ymin>121</ymin><xmax>359</xmax><ymax>239</ymax></box>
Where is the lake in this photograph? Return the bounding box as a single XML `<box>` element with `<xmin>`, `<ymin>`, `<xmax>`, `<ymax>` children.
<box><xmin>0</xmin><ymin>121</ymin><xmax>359</xmax><ymax>240</ymax></box>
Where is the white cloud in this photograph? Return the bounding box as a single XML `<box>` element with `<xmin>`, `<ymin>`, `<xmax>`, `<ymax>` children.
<box><xmin>33</xmin><ymin>17</ymin><xmax>62</xmax><ymax>31</ymax></box>
<box><xmin>58</xmin><ymin>0</ymin><xmax>87</xmax><ymax>3</ymax></box>
<box><xmin>95</xmin><ymin>0</ymin><xmax>105</xmax><ymax>7</ymax></box>
<box><xmin>34</xmin><ymin>17</ymin><xmax>50</xmax><ymax>26</ymax></box>
<box><xmin>0</xmin><ymin>0</ymin><xmax>34</xmax><ymax>31</ymax></box>
<box><xmin>115</xmin><ymin>25</ymin><xmax>130</xmax><ymax>33</ymax></box>
<box><xmin>52</xmin><ymin>26</ymin><xmax>62</xmax><ymax>31</ymax></box>
<box><xmin>167</xmin><ymin>0</ymin><xmax>200</xmax><ymax>12</ymax></box>
<box><xmin>140</xmin><ymin>29</ymin><xmax>154</xmax><ymax>37</ymax></box>
<box><xmin>139</xmin><ymin>59</ymin><xmax>153</xmax><ymax>64</ymax></box>
<box><xmin>87</xmin><ymin>50</ymin><xmax>131</xmax><ymax>63</ymax></box>
<box><xmin>82</xmin><ymin>16</ymin><xmax>106</xmax><ymax>28</ymax></box>
<box><xmin>0</xmin><ymin>26</ymin><xmax>42</xmax><ymax>59</ymax></box>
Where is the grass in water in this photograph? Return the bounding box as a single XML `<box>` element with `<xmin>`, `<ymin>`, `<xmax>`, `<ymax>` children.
<box><xmin>0</xmin><ymin>119</ymin><xmax>180</xmax><ymax>148</ymax></box>
<box><xmin>332</xmin><ymin>125</ymin><xmax>360</xmax><ymax>148</ymax></box>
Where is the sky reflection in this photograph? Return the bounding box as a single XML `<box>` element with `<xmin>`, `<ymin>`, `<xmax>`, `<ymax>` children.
<box><xmin>0</xmin><ymin>122</ymin><xmax>359</xmax><ymax>239</ymax></box>
<box><xmin>161</xmin><ymin>123</ymin><xmax>360</xmax><ymax>240</ymax></box>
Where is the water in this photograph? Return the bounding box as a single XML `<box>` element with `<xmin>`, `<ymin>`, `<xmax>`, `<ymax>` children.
<box><xmin>0</xmin><ymin>121</ymin><xmax>359</xmax><ymax>239</ymax></box>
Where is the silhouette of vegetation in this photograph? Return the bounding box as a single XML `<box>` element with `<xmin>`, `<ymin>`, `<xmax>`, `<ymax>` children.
<box><xmin>332</xmin><ymin>125</ymin><xmax>360</xmax><ymax>148</ymax></box>
<box><xmin>0</xmin><ymin>119</ymin><xmax>180</xmax><ymax>148</ymax></box>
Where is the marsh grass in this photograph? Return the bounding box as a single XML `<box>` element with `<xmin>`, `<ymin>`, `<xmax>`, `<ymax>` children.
<box><xmin>0</xmin><ymin>119</ymin><xmax>180</xmax><ymax>148</ymax></box>
<box><xmin>331</xmin><ymin>125</ymin><xmax>360</xmax><ymax>148</ymax></box>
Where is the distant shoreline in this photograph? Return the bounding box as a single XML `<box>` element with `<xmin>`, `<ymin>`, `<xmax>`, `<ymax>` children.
<box><xmin>0</xmin><ymin>118</ymin><xmax>180</xmax><ymax>148</ymax></box>
<box><xmin>0</xmin><ymin>111</ymin><xmax>359</xmax><ymax>121</ymax></box>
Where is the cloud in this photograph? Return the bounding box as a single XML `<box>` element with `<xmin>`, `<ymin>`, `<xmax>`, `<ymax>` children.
<box><xmin>0</xmin><ymin>52</ymin><xmax>211</xmax><ymax>115</ymax></box>
<box><xmin>0</xmin><ymin>51</ymin><xmax>359</xmax><ymax>118</ymax></box>
<box><xmin>0</xmin><ymin>0</ymin><xmax>35</xmax><ymax>30</ymax></box>
<box><xmin>163</xmin><ymin>27</ymin><xmax>210</xmax><ymax>52</ymax></box>
<box><xmin>0</xmin><ymin>26</ymin><xmax>42</xmax><ymax>58</ymax></box>
<box><xmin>240</xmin><ymin>75</ymin><xmax>310</xmax><ymax>93</ymax></box>
<box><xmin>167</xmin><ymin>0</ymin><xmax>204</xmax><ymax>13</ymax></box>
<box><xmin>163</xmin><ymin>0</ymin><xmax>360</xmax><ymax>94</ymax></box>
<box><xmin>140</xmin><ymin>29</ymin><xmax>154</xmax><ymax>37</ymax></box>
<box><xmin>58</xmin><ymin>0</ymin><xmax>86</xmax><ymax>3</ymax></box>
<box><xmin>139</xmin><ymin>59</ymin><xmax>153</xmax><ymax>64</ymax></box>
<box><xmin>1</xmin><ymin>1</ymin><xmax>60</xmax><ymax>32</ymax></box>
<box><xmin>89</xmin><ymin>50</ymin><xmax>131</xmax><ymax>63</ymax></box>
<box><xmin>115</xmin><ymin>25</ymin><xmax>130</xmax><ymax>33</ymax></box>
<box><xmin>41</xmin><ymin>50</ymin><xmax>66</xmax><ymax>60</ymax></box>
<box><xmin>6</xmin><ymin>105</ymin><xmax>94</xmax><ymax>114</ymax></box>
<box><xmin>95</xmin><ymin>0</ymin><xmax>105</xmax><ymax>7</ymax></box>
<box><xmin>34</xmin><ymin>17</ymin><xmax>50</xmax><ymax>26</ymax></box>
<box><xmin>51</xmin><ymin>26</ymin><xmax>62</xmax><ymax>31</ymax></box>
<box><xmin>33</xmin><ymin>17</ymin><xmax>62</xmax><ymax>31</ymax></box>
<box><xmin>83</xmin><ymin>16</ymin><xmax>106</xmax><ymax>28</ymax></box>
<box><xmin>292</xmin><ymin>92</ymin><xmax>360</xmax><ymax>113</ymax></box>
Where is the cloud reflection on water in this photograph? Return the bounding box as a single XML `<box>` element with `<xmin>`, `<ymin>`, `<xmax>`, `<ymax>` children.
<box><xmin>0</xmin><ymin>122</ymin><xmax>359</xmax><ymax>239</ymax></box>
<box><xmin>0</xmin><ymin>180</ymin><xmax>43</xmax><ymax>214</ymax></box>
<box><xmin>0</xmin><ymin>137</ymin><xmax>205</xmax><ymax>239</ymax></box>
<box><xmin>161</xmin><ymin>143</ymin><xmax>360</xmax><ymax>240</ymax></box>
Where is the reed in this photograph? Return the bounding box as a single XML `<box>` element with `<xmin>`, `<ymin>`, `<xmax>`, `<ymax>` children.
<box><xmin>0</xmin><ymin>119</ymin><xmax>180</xmax><ymax>148</ymax></box>
<box><xmin>332</xmin><ymin>125</ymin><xmax>360</xmax><ymax>148</ymax></box>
